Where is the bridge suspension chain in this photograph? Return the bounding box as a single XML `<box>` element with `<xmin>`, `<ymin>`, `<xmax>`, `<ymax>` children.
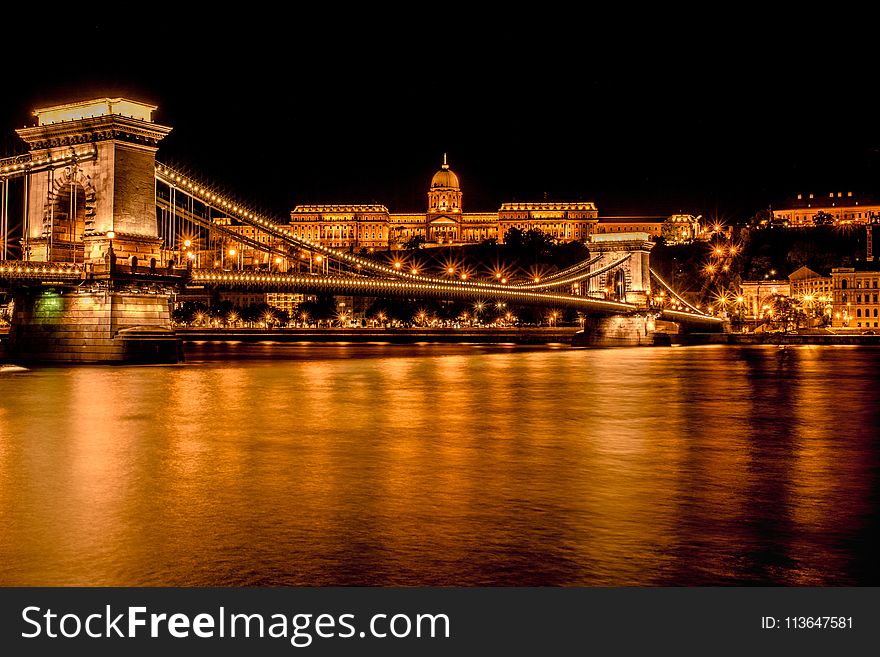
<box><xmin>517</xmin><ymin>255</ymin><xmax>632</xmax><ymax>291</ymax></box>
<box><xmin>190</xmin><ymin>270</ymin><xmax>641</xmax><ymax>313</ymax></box>
<box><xmin>650</xmin><ymin>268</ymin><xmax>708</xmax><ymax>316</ymax></box>
<box><xmin>510</xmin><ymin>255</ymin><xmax>602</xmax><ymax>287</ymax></box>
<box><xmin>0</xmin><ymin>146</ymin><xmax>98</xmax><ymax>180</ymax></box>
<box><xmin>154</xmin><ymin>162</ymin><xmax>632</xmax><ymax>296</ymax></box>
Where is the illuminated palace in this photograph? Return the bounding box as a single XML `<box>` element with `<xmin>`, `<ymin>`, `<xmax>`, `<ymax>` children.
<box><xmin>772</xmin><ymin>191</ymin><xmax>880</xmax><ymax>226</ymax></box>
<box><xmin>279</xmin><ymin>156</ymin><xmax>664</xmax><ymax>252</ymax></box>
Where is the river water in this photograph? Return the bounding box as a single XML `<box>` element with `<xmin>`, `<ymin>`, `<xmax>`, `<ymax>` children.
<box><xmin>1</xmin><ymin>343</ymin><xmax>878</xmax><ymax>586</ymax></box>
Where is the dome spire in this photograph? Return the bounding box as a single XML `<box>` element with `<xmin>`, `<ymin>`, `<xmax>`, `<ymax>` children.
<box><xmin>442</xmin><ymin>153</ymin><xmax>449</xmax><ymax>170</ymax></box>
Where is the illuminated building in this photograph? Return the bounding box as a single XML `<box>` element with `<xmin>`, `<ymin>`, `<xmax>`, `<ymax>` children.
<box><xmin>218</xmin><ymin>156</ymin><xmax>697</xmax><ymax>259</ymax></box>
<box><xmin>288</xmin><ymin>204</ymin><xmax>391</xmax><ymax>251</ymax></box>
<box><xmin>788</xmin><ymin>266</ymin><xmax>832</xmax><ymax>301</ymax></box>
<box><xmin>739</xmin><ymin>280</ymin><xmax>790</xmax><ymax>319</ymax></box>
<box><xmin>287</xmin><ymin>156</ymin><xmax>600</xmax><ymax>250</ymax></box>
<box><xmin>788</xmin><ymin>266</ymin><xmax>832</xmax><ymax>324</ymax></box>
<box><xmin>831</xmin><ymin>268</ymin><xmax>880</xmax><ymax>329</ymax></box>
<box><xmin>772</xmin><ymin>192</ymin><xmax>880</xmax><ymax>227</ymax></box>
<box><xmin>498</xmin><ymin>202</ymin><xmax>599</xmax><ymax>242</ymax></box>
<box><xmin>593</xmin><ymin>217</ymin><xmax>662</xmax><ymax>237</ymax></box>
<box><xmin>661</xmin><ymin>214</ymin><xmax>702</xmax><ymax>243</ymax></box>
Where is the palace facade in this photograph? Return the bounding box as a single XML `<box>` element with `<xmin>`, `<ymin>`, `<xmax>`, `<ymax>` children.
<box><xmin>221</xmin><ymin>157</ymin><xmax>702</xmax><ymax>270</ymax></box>
<box><xmin>831</xmin><ymin>267</ymin><xmax>880</xmax><ymax>329</ymax></box>
<box><xmin>286</xmin><ymin>157</ymin><xmax>647</xmax><ymax>251</ymax></box>
<box><xmin>772</xmin><ymin>192</ymin><xmax>880</xmax><ymax>227</ymax></box>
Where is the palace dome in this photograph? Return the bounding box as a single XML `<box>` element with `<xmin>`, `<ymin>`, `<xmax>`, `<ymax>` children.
<box><xmin>431</xmin><ymin>155</ymin><xmax>460</xmax><ymax>189</ymax></box>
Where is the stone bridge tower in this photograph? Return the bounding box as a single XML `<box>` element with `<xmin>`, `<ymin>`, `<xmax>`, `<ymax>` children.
<box><xmin>573</xmin><ymin>232</ymin><xmax>656</xmax><ymax>346</ymax></box>
<box><xmin>587</xmin><ymin>232</ymin><xmax>654</xmax><ymax>306</ymax></box>
<box><xmin>16</xmin><ymin>98</ymin><xmax>171</xmax><ymax>265</ymax></box>
<box><xmin>8</xmin><ymin>98</ymin><xmax>179</xmax><ymax>363</ymax></box>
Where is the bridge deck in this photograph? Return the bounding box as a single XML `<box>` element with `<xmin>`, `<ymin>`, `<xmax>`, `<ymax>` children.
<box><xmin>1</xmin><ymin>262</ymin><xmax>723</xmax><ymax>326</ymax></box>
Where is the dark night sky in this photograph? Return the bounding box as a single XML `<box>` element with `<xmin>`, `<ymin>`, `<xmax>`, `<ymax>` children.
<box><xmin>4</xmin><ymin>13</ymin><xmax>879</xmax><ymax>223</ymax></box>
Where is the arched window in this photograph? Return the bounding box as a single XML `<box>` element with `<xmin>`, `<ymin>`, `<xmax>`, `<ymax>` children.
<box><xmin>842</xmin><ymin>279</ymin><xmax>848</xmax><ymax>290</ymax></box>
<box><xmin>857</xmin><ymin>309</ymin><xmax>862</xmax><ymax>317</ymax></box>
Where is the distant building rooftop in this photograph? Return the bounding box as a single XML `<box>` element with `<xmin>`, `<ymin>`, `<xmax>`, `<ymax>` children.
<box><xmin>783</xmin><ymin>191</ymin><xmax>879</xmax><ymax>208</ymax></box>
<box><xmin>500</xmin><ymin>201</ymin><xmax>597</xmax><ymax>211</ymax></box>
<box><xmin>292</xmin><ymin>204</ymin><xmax>389</xmax><ymax>213</ymax></box>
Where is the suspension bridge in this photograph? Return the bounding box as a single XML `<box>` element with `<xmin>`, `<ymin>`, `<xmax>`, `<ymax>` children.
<box><xmin>0</xmin><ymin>97</ymin><xmax>721</xmax><ymax>363</ymax></box>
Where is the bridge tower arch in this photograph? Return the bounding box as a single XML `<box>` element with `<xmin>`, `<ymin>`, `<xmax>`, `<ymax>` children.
<box><xmin>7</xmin><ymin>98</ymin><xmax>179</xmax><ymax>364</ymax></box>
<box><xmin>26</xmin><ymin>165</ymin><xmax>98</xmax><ymax>263</ymax></box>
<box><xmin>587</xmin><ymin>232</ymin><xmax>654</xmax><ymax>306</ymax></box>
<box><xmin>571</xmin><ymin>232</ymin><xmax>658</xmax><ymax>346</ymax></box>
<box><xmin>16</xmin><ymin>98</ymin><xmax>171</xmax><ymax>265</ymax></box>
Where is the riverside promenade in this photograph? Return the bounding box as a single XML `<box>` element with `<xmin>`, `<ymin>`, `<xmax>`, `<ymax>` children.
<box><xmin>173</xmin><ymin>326</ymin><xmax>581</xmax><ymax>345</ymax></box>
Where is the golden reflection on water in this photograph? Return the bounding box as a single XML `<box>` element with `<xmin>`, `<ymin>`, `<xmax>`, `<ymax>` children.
<box><xmin>1</xmin><ymin>345</ymin><xmax>878</xmax><ymax>585</ymax></box>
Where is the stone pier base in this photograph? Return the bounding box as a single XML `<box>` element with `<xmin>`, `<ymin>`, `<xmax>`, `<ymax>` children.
<box><xmin>572</xmin><ymin>315</ymin><xmax>660</xmax><ymax>347</ymax></box>
<box><xmin>8</xmin><ymin>288</ymin><xmax>180</xmax><ymax>363</ymax></box>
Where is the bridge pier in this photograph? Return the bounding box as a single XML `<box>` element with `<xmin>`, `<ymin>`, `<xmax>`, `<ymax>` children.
<box><xmin>8</xmin><ymin>286</ymin><xmax>180</xmax><ymax>364</ymax></box>
<box><xmin>572</xmin><ymin>314</ymin><xmax>660</xmax><ymax>347</ymax></box>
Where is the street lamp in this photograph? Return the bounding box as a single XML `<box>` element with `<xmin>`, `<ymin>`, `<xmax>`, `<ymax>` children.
<box><xmin>106</xmin><ymin>231</ymin><xmax>116</xmax><ymax>271</ymax></box>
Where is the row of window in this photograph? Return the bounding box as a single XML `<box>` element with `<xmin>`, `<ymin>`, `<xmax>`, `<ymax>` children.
<box><xmin>600</xmin><ymin>226</ymin><xmax>659</xmax><ymax>233</ymax></box>
<box><xmin>840</xmin><ymin>279</ymin><xmax>880</xmax><ymax>289</ymax></box>
<box><xmin>500</xmin><ymin>223</ymin><xmax>592</xmax><ymax>231</ymax></box>
<box><xmin>499</xmin><ymin>213</ymin><xmax>596</xmax><ymax>219</ymax></box>
<box><xmin>291</xmin><ymin>216</ymin><xmax>386</xmax><ymax>222</ymax></box>
<box><xmin>840</xmin><ymin>292</ymin><xmax>877</xmax><ymax>304</ymax></box>
<box><xmin>855</xmin><ymin>308</ymin><xmax>879</xmax><ymax>317</ymax></box>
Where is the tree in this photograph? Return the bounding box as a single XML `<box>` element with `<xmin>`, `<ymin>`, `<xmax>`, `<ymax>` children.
<box><xmin>748</xmin><ymin>208</ymin><xmax>773</xmax><ymax>229</ymax></box>
<box><xmin>297</xmin><ymin>294</ymin><xmax>337</xmax><ymax>322</ymax></box>
<box><xmin>769</xmin><ymin>295</ymin><xmax>804</xmax><ymax>333</ymax></box>
<box><xmin>404</xmin><ymin>235</ymin><xmax>426</xmax><ymax>250</ymax></box>
<box><xmin>171</xmin><ymin>300</ymin><xmax>210</xmax><ymax>325</ymax></box>
<box><xmin>812</xmin><ymin>211</ymin><xmax>834</xmax><ymax>226</ymax></box>
<box><xmin>503</xmin><ymin>227</ymin><xmax>525</xmax><ymax>251</ymax></box>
